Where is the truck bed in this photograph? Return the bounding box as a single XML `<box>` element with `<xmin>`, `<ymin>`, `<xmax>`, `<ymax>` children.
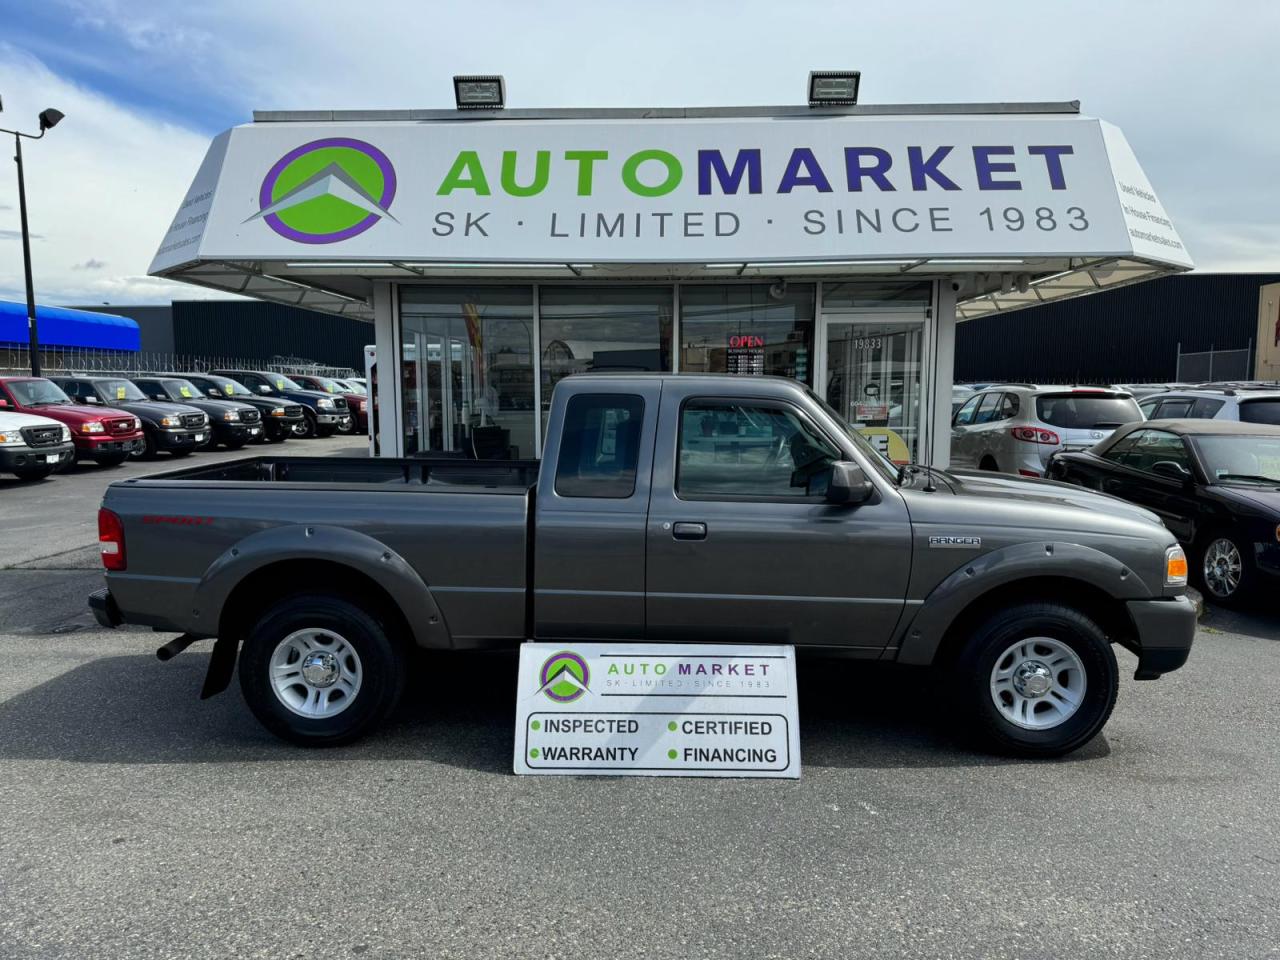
<box><xmin>128</xmin><ymin>455</ymin><xmax>540</xmax><ymax>490</ymax></box>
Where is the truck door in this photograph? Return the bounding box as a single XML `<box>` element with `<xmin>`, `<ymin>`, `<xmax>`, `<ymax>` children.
<box><xmin>645</xmin><ymin>382</ymin><xmax>911</xmax><ymax>651</ymax></box>
<box><xmin>532</xmin><ymin>377</ymin><xmax>662</xmax><ymax>639</ymax></box>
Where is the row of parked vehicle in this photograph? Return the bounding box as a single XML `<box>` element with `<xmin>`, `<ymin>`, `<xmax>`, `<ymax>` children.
<box><xmin>951</xmin><ymin>380</ymin><xmax>1280</xmax><ymax>606</ymax></box>
<box><xmin>0</xmin><ymin>369</ymin><xmax>369</xmax><ymax>481</ymax></box>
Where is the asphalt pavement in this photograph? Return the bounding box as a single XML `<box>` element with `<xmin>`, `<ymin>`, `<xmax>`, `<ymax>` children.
<box><xmin>0</xmin><ymin>443</ymin><xmax>1277</xmax><ymax>960</ymax></box>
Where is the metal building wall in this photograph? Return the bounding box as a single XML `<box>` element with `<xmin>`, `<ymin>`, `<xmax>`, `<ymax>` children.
<box><xmin>172</xmin><ymin>300</ymin><xmax>372</xmax><ymax>370</ymax></box>
<box><xmin>955</xmin><ymin>273</ymin><xmax>1280</xmax><ymax>384</ymax></box>
<box><xmin>77</xmin><ymin>304</ymin><xmax>175</xmax><ymax>353</ymax></box>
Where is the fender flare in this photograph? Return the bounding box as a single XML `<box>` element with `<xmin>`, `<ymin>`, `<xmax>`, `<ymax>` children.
<box><xmin>894</xmin><ymin>540</ymin><xmax>1152</xmax><ymax>666</ymax></box>
<box><xmin>190</xmin><ymin>523</ymin><xmax>452</xmax><ymax>649</ymax></box>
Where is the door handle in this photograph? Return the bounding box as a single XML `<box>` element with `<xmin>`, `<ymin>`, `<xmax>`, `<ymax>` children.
<box><xmin>672</xmin><ymin>522</ymin><xmax>707</xmax><ymax>541</ymax></box>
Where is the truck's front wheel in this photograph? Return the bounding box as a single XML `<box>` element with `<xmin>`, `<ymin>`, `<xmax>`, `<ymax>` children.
<box><xmin>238</xmin><ymin>594</ymin><xmax>406</xmax><ymax>746</ymax></box>
<box><xmin>954</xmin><ymin>603</ymin><xmax>1118</xmax><ymax>757</ymax></box>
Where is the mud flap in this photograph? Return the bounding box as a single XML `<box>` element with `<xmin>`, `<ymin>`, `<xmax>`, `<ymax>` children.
<box><xmin>200</xmin><ymin>635</ymin><xmax>238</xmax><ymax>700</ymax></box>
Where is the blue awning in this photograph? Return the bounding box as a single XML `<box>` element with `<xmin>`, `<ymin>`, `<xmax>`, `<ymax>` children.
<box><xmin>0</xmin><ymin>300</ymin><xmax>140</xmax><ymax>351</ymax></box>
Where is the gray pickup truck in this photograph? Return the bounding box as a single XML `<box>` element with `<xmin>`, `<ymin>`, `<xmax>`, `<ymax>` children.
<box><xmin>90</xmin><ymin>374</ymin><xmax>1196</xmax><ymax>756</ymax></box>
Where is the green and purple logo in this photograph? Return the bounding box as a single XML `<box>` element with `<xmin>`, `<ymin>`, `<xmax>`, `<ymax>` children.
<box><xmin>249</xmin><ymin>138</ymin><xmax>397</xmax><ymax>243</ymax></box>
<box><xmin>536</xmin><ymin>650</ymin><xmax>590</xmax><ymax>703</ymax></box>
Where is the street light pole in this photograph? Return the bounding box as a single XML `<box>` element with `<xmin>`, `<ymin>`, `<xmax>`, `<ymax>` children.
<box><xmin>1</xmin><ymin>105</ymin><xmax>64</xmax><ymax>377</ymax></box>
<box><xmin>13</xmin><ymin>132</ymin><xmax>41</xmax><ymax>375</ymax></box>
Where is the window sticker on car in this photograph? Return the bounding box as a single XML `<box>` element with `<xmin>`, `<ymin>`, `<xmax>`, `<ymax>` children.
<box><xmin>275</xmin><ymin>379</ymin><xmax>286</xmax><ymax>390</ymax></box>
<box><xmin>224</xmin><ymin>384</ymin><xmax>234</xmax><ymax>395</ymax></box>
<box><xmin>180</xmin><ymin>386</ymin><xmax>192</xmax><ymax>397</ymax></box>
<box><xmin>116</xmin><ymin>386</ymin><xmax>126</xmax><ymax>399</ymax></box>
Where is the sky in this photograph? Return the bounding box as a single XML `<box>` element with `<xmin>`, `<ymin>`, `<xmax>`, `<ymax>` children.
<box><xmin>0</xmin><ymin>0</ymin><xmax>1277</xmax><ymax>307</ymax></box>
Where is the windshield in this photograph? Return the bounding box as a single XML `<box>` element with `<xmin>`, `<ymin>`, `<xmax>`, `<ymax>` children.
<box><xmin>1239</xmin><ymin>399</ymin><xmax>1280</xmax><ymax>425</ymax></box>
<box><xmin>163</xmin><ymin>379</ymin><xmax>202</xmax><ymax>400</ymax></box>
<box><xmin>95</xmin><ymin>379</ymin><xmax>148</xmax><ymax>402</ymax></box>
<box><xmin>7</xmin><ymin>379</ymin><xmax>72</xmax><ymax>406</ymax></box>
<box><xmin>341</xmin><ymin>380</ymin><xmax>367</xmax><ymax>395</ymax></box>
<box><xmin>202</xmin><ymin>376</ymin><xmax>253</xmax><ymax>397</ymax></box>
<box><xmin>271</xmin><ymin>374</ymin><xmax>302</xmax><ymax>391</ymax></box>
<box><xmin>1036</xmin><ymin>393</ymin><xmax>1142</xmax><ymax>429</ymax></box>
<box><xmin>310</xmin><ymin>377</ymin><xmax>344</xmax><ymax>393</ymax></box>
<box><xmin>804</xmin><ymin>387</ymin><xmax>900</xmax><ymax>482</ymax></box>
<box><xmin>1195</xmin><ymin>435</ymin><xmax>1280</xmax><ymax>484</ymax></box>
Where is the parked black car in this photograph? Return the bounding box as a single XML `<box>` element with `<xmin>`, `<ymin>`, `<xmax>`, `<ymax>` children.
<box><xmin>211</xmin><ymin>369</ymin><xmax>351</xmax><ymax>438</ymax></box>
<box><xmin>131</xmin><ymin>376</ymin><xmax>263</xmax><ymax>450</ymax></box>
<box><xmin>180</xmin><ymin>373</ymin><xmax>304</xmax><ymax>443</ymax></box>
<box><xmin>49</xmin><ymin>376</ymin><xmax>209</xmax><ymax>459</ymax></box>
<box><xmin>1047</xmin><ymin>419</ymin><xmax>1280</xmax><ymax>605</ymax></box>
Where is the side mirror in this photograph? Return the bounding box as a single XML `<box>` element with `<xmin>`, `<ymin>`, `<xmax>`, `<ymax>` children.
<box><xmin>0</xmin><ymin>398</ymin><xmax>9</xmax><ymax>408</ymax></box>
<box><xmin>258</xmin><ymin>385</ymin><xmax>273</xmax><ymax>394</ymax></box>
<box><xmin>825</xmin><ymin>461</ymin><xmax>874</xmax><ymax>505</ymax></box>
<box><xmin>208</xmin><ymin>389</ymin><xmax>221</xmax><ymax>398</ymax></box>
<box><xmin>1151</xmin><ymin>460</ymin><xmax>1192</xmax><ymax>483</ymax></box>
<box><xmin>83</xmin><ymin>394</ymin><xmax>101</xmax><ymax>405</ymax></box>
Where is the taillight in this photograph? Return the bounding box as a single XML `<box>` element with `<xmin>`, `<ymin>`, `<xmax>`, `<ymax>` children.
<box><xmin>1011</xmin><ymin>426</ymin><xmax>1061</xmax><ymax>445</ymax></box>
<box><xmin>98</xmin><ymin>508</ymin><xmax>126</xmax><ymax>571</ymax></box>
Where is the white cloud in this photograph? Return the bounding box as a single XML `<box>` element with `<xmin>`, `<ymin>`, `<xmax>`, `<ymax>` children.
<box><xmin>0</xmin><ymin>46</ymin><xmax>224</xmax><ymax>306</ymax></box>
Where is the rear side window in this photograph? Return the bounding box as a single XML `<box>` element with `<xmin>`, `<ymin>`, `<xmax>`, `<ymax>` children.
<box><xmin>972</xmin><ymin>393</ymin><xmax>1001</xmax><ymax>424</ymax></box>
<box><xmin>554</xmin><ymin>394</ymin><xmax>644</xmax><ymax>498</ymax></box>
<box><xmin>1190</xmin><ymin>398</ymin><xmax>1225</xmax><ymax>418</ymax></box>
<box><xmin>1239</xmin><ymin>399</ymin><xmax>1280</xmax><ymax>425</ymax></box>
<box><xmin>1154</xmin><ymin>398</ymin><xmax>1193</xmax><ymax>419</ymax></box>
<box><xmin>998</xmin><ymin>393</ymin><xmax>1020</xmax><ymax>420</ymax></box>
<box><xmin>1035</xmin><ymin>393</ymin><xmax>1142</xmax><ymax>429</ymax></box>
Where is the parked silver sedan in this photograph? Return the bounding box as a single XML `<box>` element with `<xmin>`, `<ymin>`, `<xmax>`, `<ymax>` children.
<box><xmin>951</xmin><ymin>385</ymin><xmax>1144</xmax><ymax>477</ymax></box>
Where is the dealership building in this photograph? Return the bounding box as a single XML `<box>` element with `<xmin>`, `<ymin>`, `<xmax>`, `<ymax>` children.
<box><xmin>149</xmin><ymin>94</ymin><xmax>1190</xmax><ymax>464</ymax></box>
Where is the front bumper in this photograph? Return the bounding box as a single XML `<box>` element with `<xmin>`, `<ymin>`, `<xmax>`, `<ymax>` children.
<box><xmin>265</xmin><ymin>416</ymin><xmax>302</xmax><ymax>437</ymax></box>
<box><xmin>0</xmin><ymin>441</ymin><xmax>75</xmax><ymax>470</ymax></box>
<box><xmin>155</xmin><ymin>427</ymin><xmax>208</xmax><ymax>450</ymax></box>
<box><xmin>89</xmin><ymin>588</ymin><xmax>123</xmax><ymax>628</ymax></box>
<box><xmin>212</xmin><ymin>422</ymin><xmax>263</xmax><ymax>444</ymax></box>
<box><xmin>315</xmin><ymin>412</ymin><xmax>352</xmax><ymax>427</ymax></box>
<box><xmin>1125</xmin><ymin>595</ymin><xmax>1197</xmax><ymax>680</ymax></box>
<box><xmin>75</xmin><ymin>434</ymin><xmax>144</xmax><ymax>455</ymax></box>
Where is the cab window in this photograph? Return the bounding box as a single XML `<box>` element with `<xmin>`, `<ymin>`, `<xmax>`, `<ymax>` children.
<box><xmin>1105</xmin><ymin>429</ymin><xmax>1191</xmax><ymax>474</ymax></box>
<box><xmin>677</xmin><ymin>399</ymin><xmax>840</xmax><ymax>500</ymax></box>
<box><xmin>554</xmin><ymin>394</ymin><xmax>644</xmax><ymax>499</ymax></box>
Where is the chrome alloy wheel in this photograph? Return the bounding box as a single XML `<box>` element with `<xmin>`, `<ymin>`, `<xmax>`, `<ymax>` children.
<box><xmin>269</xmin><ymin>628</ymin><xmax>363</xmax><ymax>718</ymax></box>
<box><xmin>1202</xmin><ymin>538</ymin><xmax>1243</xmax><ymax>599</ymax></box>
<box><xmin>990</xmin><ymin>637</ymin><xmax>1087</xmax><ymax>730</ymax></box>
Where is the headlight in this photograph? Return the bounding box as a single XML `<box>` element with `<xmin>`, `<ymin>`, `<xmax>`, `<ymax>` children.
<box><xmin>132</xmin><ymin>418</ymin><xmax>141</xmax><ymax>430</ymax></box>
<box><xmin>81</xmin><ymin>421</ymin><xmax>105</xmax><ymax>434</ymax></box>
<box><xmin>0</xmin><ymin>432</ymin><xmax>21</xmax><ymax>445</ymax></box>
<box><xmin>60</xmin><ymin>425</ymin><xmax>71</xmax><ymax>441</ymax></box>
<box><xmin>1164</xmin><ymin>544</ymin><xmax>1189</xmax><ymax>587</ymax></box>
<box><xmin>159</xmin><ymin>416</ymin><xmax>177</xmax><ymax>427</ymax></box>
<box><xmin>222</xmin><ymin>410</ymin><xmax>240</xmax><ymax>422</ymax></box>
<box><xmin>270</xmin><ymin>408</ymin><xmax>286</xmax><ymax>417</ymax></box>
<box><xmin>316</xmin><ymin>398</ymin><xmax>334</xmax><ymax>409</ymax></box>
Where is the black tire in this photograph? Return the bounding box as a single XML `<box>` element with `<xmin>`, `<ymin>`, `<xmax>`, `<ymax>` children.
<box><xmin>238</xmin><ymin>594</ymin><xmax>406</xmax><ymax>746</ymax></box>
<box><xmin>11</xmin><ymin>466</ymin><xmax>54</xmax><ymax>481</ymax></box>
<box><xmin>316</xmin><ymin>425</ymin><xmax>335</xmax><ymax>438</ymax></box>
<box><xmin>93</xmin><ymin>452</ymin><xmax>129</xmax><ymax>467</ymax></box>
<box><xmin>298</xmin><ymin>412</ymin><xmax>318</xmax><ymax>438</ymax></box>
<box><xmin>132</xmin><ymin>430</ymin><xmax>157</xmax><ymax>460</ymax></box>
<box><xmin>1195</xmin><ymin>530</ymin><xmax>1255</xmax><ymax>607</ymax></box>
<box><xmin>952</xmin><ymin>603</ymin><xmax>1118</xmax><ymax>758</ymax></box>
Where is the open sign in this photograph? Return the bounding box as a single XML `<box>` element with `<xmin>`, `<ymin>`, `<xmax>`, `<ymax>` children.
<box><xmin>728</xmin><ymin>335</ymin><xmax>764</xmax><ymax>348</ymax></box>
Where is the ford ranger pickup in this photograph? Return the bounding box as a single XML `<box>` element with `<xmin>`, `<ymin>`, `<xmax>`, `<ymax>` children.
<box><xmin>89</xmin><ymin>374</ymin><xmax>1196</xmax><ymax>756</ymax></box>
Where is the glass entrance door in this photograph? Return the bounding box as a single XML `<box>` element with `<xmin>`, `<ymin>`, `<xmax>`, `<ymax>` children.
<box><xmin>823</xmin><ymin>319</ymin><xmax>924</xmax><ymax>465</ymax></box>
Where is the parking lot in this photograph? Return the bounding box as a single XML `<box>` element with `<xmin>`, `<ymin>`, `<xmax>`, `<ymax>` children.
<box><xmin>0</xmin><ymin>443</ymin><xmax>1277</xmax><ymax>960</ymax></box>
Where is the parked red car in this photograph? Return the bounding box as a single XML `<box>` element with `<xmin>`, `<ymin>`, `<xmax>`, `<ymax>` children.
<box><xmin>0</xmin><ymin>376</ymin><xmax>144</xmax><ymax>466</ymax></box>
<box><xmin>290</xmin><ymin>374</ymin><xmax>368</xmax><ymax>434</ymax></box>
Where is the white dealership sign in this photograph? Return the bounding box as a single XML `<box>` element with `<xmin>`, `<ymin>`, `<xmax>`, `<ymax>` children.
<box><xmin>513</xmin><ymin>642</ymin><xmax>801</xmax><ymax>778</ymax></box>
<box><xmin>151</xmin><ymin>114</ymin><xmax>1190</xmax><ymax>273</ymax></box>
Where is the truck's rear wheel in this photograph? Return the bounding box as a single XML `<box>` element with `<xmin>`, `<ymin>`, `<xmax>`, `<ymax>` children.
<box><xmin>238</xmin><ymin>594</ymin><xmax>405</xmax><ymax>746</ymax></box>
<box><xmin>954</xmin><ymin>603</ymin><xmax>1118</xmax><ymax>757</ymax></box>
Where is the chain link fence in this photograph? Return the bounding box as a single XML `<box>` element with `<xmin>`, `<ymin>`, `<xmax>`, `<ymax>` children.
<box><xmin>0</xmin><ymin>344</ymin><xmax>358</xmax><ymax>379</ymax></box>
<box><xmin>1174</xmin><ymin>343</ymin><xmax>1253</xmax><ymax>384</ymax></box>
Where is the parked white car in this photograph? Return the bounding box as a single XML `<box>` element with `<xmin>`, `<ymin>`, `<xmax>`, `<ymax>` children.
<box><xmin>0</xmin><ymin>410</ymin><xmax>76</xmax><ymax>480</ymax></box>
<box><xmin>1139</xmin><ymin>386</ymin><xmax>1280</xmax><ymax>425</ymax></box>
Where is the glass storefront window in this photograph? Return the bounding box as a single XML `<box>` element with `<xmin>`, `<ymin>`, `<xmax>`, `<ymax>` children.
<box><xmin>679</xmin><ymin>284</ymin><xmax>815</xmax><ymax>384</ymax></box>
<box><xmin>821</xmin><ymin>281</ymin><xmax>931</xmax><ymax>313</ymax></box>
<box><xmin>400</xmin><ymin>286</ymin><xmax>535</xmax><ymax>459</ymax></box>
<box><xmin>538</xmin><ymin>286</ymin><xmax>672</xmax><ymax>433</ymax></box>
<box><xmin>824</xmin><ymin>320</ymin><xmax>923</xmax><ymax>465</ymax></box>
